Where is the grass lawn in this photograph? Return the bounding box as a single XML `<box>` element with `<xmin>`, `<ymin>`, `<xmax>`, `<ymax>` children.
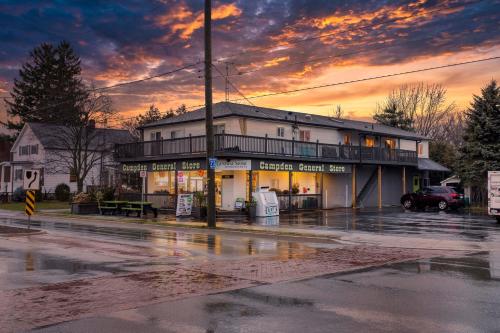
<box><xmin>0</xmin><ymin>201</ymin><xmax>70</xmax><ymax>211</ymax></box>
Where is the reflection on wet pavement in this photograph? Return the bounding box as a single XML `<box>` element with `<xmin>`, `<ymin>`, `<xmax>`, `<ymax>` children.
<box><xmin>36</xmin><ymin>252</ymin><xmax>500</xmax><ymax>333</ymax></box>
<box><xmin>224</xmin><ymin>209</ymin><xmax>500</xmax><ymax>241</ymax></box>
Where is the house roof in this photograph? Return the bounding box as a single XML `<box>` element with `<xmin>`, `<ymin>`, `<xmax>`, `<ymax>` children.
<box><xmin>24</xmin><ymin>123</ymin><xmax>134</xmax><ymax>151</ymax></box>
<box><xmin>141</xmin><ymin>102</ymin><xmax>428</xmax><ymax>140</ymax></box>
<box><xmin>418</xmin><ymin>158</ymin><xmax>450</xmax><ymax>172</ymax></box>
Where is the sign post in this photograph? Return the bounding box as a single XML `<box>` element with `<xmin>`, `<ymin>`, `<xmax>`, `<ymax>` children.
<box><xmin>140</xmin><ymin>170</ymin><xmax>147</xmax><ymax>218</ymax></box>
<box><xmin>23</xmin><ymin>170</ymin><xmax>40</xmax><ymax>229</ymax></box>
<box><xmin>25</xmin><ymin>190</ymin><xmax>35</xmax><ymax>229</ymax></box>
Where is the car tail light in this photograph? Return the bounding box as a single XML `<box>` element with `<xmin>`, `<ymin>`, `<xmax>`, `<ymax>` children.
<box><xmin>451</xmin><ymin>193</ymin><xmax>460</xmax><ymax>199</ymax></box>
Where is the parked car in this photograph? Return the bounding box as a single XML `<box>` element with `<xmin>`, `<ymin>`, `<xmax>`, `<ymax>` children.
<box><xmin>401</xmin><ymin>186</ymin><xmax>464</xmax><ymax>211</ymax></box>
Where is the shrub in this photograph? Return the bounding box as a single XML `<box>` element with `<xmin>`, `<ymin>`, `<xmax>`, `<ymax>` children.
<box><xmin>72</xmin><ymin>192</ymin><xmax>92</xmax><ymax>203</ymax></box>
<box><xmin>101</xmin><ymin>186</ymin><xmax>116</xmax><ymax>201</ymax></box>
<box><xmin>55</xmin><ymin>183</ymin><xmax>71</xmax><ymax>201</ymax></box>
<box><xmin>12</xmin><ymin>187</ymin><xmax>25</xmax><ymax>202</ymax></box>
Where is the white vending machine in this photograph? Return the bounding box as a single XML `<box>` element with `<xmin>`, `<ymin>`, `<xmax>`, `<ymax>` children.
<box><xmin>253</xmin><ymin>187</ymin><xmax>279</xmax><ymax>217</ymax></box>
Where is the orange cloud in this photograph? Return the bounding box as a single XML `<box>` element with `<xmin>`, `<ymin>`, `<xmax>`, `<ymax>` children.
<box><xmin>157</xmin><ymin>2</ymin><xmax>242</xmax><ymax>40</ymax></box>
<box><xmin>263</xmin><ymin>56</ymin><xmax>290</xmax><ymax>68</ymax></box>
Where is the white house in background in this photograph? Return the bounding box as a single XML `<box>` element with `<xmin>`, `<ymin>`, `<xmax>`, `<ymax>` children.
<box><xmin>0</xmin><ymin>122</ymin><xmax>134</xmax><ymax>195</ymax></box>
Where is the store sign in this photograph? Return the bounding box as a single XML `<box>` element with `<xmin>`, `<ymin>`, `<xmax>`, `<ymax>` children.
<box><xmin>216</xmin><ymin>159</ymin><xmax>251</xmax><ymax>170</ymax></box>
<box><xmin>122</xmin><ymin>160</ymin><xmax>206</xmax><ymax>173</ymax></box>
<box><xmin>252</xmin><ymin>160</ymin><xmax>352</xmax><ymax>174</ymax></box>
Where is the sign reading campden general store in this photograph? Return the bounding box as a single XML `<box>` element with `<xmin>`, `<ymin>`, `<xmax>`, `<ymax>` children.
<box><xmin>123</xmin><ymin>159</ymin><xmax>351</xmax><ymax>174</ymax></box>
<box><xmin>253</xmin><ymin>160</ymin><xmax>352</xmax><ymax>173</ymax></box>
<box><xmin>122</xmin><ymin>160</ymin><xmax>206</xmax><ymax>172</ymax></box>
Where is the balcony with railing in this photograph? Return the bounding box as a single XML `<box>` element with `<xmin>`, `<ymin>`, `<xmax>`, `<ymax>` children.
<box><xmin>115</xmin><ymin>134</ymin><xmax>418</xmax><ymax>165</ymax></box>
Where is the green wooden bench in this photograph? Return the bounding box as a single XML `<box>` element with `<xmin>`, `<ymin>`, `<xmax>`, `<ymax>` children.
<box><xmin>99</xmin><ymin>204</ymin><xmax>118</xmax><ymax>215</ymax></box>
<box><xmin>122</xmin><ymin>206</ymin><xmax>142</xmax><ymax>217</ymax></box>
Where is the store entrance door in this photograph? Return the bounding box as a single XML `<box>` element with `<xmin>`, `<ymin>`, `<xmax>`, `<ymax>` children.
<box><xmin>221</xmin><ymin>175</ymin><xmax>234</xmax><ymax>210</ymax></box>
<box><xmin>215</xmin><ymin>174</ymin><xmax>222</xmax><ymax>208</ymax></box>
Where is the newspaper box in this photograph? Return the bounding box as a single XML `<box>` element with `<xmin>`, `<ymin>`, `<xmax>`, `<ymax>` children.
<box><xmin>252</xmin><ymin>187</ymin><xmax>279</xmax><ymax>217</ymax></box>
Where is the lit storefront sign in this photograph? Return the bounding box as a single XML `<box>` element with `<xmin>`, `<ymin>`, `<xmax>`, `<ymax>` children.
<box><xmin>122</xmin><ymin>160</ymin><xmax>206</xmax><ymax>172</ymax></box>
<box><xmin>122</xmin><ymin>159</ymin><xmax>351</xmax><ymax>174</ymax></box>
<box><xmin>216</xmin><ymin>159</ymin><xmax>251</xmax><ymax>170</ymax></box>
<box><xmin>252</xmin><ymin>160</ymin><xmax>352</xmax><ymax>173</ymax></box>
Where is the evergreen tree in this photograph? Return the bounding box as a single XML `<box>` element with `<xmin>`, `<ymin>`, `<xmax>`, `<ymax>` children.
<box><xmin>373</xmin><ymin>100</ymin><xmax>413</xmax><ymax>130</ymax></box>
<box><xmin>456</xmin><ymin>80</ymin><xmax>500</xmax><ymax>190</ymax></box>
<box><xmin>6</xmin><ymin>41</ymin><xmax>87</xmax><ymax>130</ymax></box>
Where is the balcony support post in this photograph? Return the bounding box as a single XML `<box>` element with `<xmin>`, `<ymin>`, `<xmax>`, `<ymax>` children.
<box><xmin>377</xmin><ymin>165</ymin><xmax>382</xmax><ymax>209</ymax></box>
<box><xmin>189</xmin><ymin>134</ymin><xmax>192</xmax><ymax>153</ymax></box>
<box><xmin>352</xmin><ymin>164</ymin><xmax>356</xmax><ymax>208</ymax></box>
<box><xmin>292</xmin><ymin>138</ymin><xmax>295</xmax><ymax>156</ymax></box>
<box><xmin>402</xmin><ymin>166</ymin><xmax>406</xmax><ymax>195</ymax></box>
<box><xmin>265</xmin><ymin>134</ymin><xmax>268</xmax><ymax>155</ymax></box>
<box><xmin>288</xmin><ymin>171</ymin><xmax>293</xmax><ymax>212</ymax></box>
<box><xmin>316</xmin><ymin>139</ymin><xmax>319</xmax><ymax>158</ymax></box>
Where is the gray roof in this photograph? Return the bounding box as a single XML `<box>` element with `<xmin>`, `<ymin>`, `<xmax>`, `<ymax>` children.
<box><xmin>418</xmin><ymin>158</ymin><xmax>450</xmax><ymax>172</ymax></box>
<box><xmin>142</xmin><ymin>102</ymin><xmax>428</xmax><ymax>140</ymax></box>
<box><xmin>28</xmin><ymin>123</ymin><xmax>134</xmax><ymax>150</ymax></box>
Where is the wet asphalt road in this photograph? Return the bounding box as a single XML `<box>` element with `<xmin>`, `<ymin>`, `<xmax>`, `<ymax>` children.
<box><xmin>34</xmin><ymin>252</ymin><xmax>500</xmax><ymax>333</ymax></box>
<box><xmin>2</xmin><ymin>209</ymin><xmax>500</xmax><ymax>332</ymax></box>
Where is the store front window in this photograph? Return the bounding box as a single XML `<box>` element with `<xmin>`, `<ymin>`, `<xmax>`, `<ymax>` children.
<box><xmin>178</xmin><ymin>170</ymin><xmax>206</xmax><ymax>193</ymax></box>
<box><xmin>148</xmin><ymin>171</ymin><xmax>175</xmax><ymax>194</ymax></box>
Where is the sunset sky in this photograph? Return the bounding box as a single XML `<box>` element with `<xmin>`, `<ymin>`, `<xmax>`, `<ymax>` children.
<box><xmin>1</xmin><ymin>0</ymin><xmax>499</xmax><ymax>129</ymax></box>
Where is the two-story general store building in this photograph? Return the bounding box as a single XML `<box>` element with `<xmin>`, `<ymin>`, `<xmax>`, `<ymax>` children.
<box><xmin>115</xmin><ymin>102</ymin><xmax>449</xmax><ymax>212</ymax></box>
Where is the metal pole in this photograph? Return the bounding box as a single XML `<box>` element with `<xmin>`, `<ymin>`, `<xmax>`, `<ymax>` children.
<box><xmin>204</xmin><ymin>0</ymin><xmax>216</xmax><ymax>228</ymax></box>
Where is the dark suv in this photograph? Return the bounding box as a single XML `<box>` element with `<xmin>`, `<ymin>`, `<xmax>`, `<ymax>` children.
<box><xmin>401</xmin><ymin>186</ymin><xmax>464</xmax><ymax>211</ymax></box>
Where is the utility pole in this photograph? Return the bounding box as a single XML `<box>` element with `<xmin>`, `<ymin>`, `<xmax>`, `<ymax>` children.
<box><xmin>204</xmin><ymin>0</ymin><xmax>216</xmax><ymax>228</ymax></box>
<box><xmin>224</xmin><ymin>62</ymin><xmax>229</xmax><ymax>101</ymax></box>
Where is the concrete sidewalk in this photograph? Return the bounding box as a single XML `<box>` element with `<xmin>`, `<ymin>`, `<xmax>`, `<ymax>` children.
<box><xmin>0</xmin><ymin>208</ymin><xmax>495</xmax><ymax>253</ymax></box>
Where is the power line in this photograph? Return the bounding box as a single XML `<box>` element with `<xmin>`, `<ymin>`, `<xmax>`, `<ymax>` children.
<box><xmin>226</xmin><ymin>56</ymin><xmax>500</xmax><ymax>102</ymax></box>
<box><xmin>215</xmin><ymin>20</ymin><xmax>487</xmax><ymax>79</ymax></box>
<box><xmin>212</xmin><ymin>64</ymin><xmax>256</xmax><ymax>107</ymax></box>
<box><xmin>93</xmin><ymin>62</ymin><xmax>201</xmax><ymax>92</ymax></box>
<box><xmin>2</xmin><ymin>62</ymin><xmax>201</xmax><ymax>113</ymax></box>
<box><xmin>214</xmin><ymin>0</ymin><xmax>485</xmax><ymax>63</ymax></box>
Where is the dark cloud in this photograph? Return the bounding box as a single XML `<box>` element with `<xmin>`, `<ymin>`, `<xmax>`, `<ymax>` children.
<box><xmin>0</xmin><ymin>0</ymin><xmax>499</xmax><ymax>117</ymax></box>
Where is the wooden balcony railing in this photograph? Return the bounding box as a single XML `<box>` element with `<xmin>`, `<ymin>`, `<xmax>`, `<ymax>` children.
<box><xmin>115</xmin><ymin>134</ymin><xmax>418</xmax><ymax>165</ymax></box>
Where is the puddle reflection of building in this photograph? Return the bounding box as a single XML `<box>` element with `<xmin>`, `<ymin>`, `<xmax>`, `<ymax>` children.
<box><xmin>25</xmin><ymin>252</ymin><xmax>34</xmax><ymax>271</ymax></box>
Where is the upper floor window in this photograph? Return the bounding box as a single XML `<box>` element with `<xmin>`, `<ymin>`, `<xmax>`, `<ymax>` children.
<box><xmin>30</xmin><ymin>144</ymin><xmax>39</xmax><ymax>155</ymax></box>
<box><xmin>343</xmin><ymin>134</ymin><xmax>351</xmax><ymax>145</ymax></box>
<box><xmin>365</xmin><ymin>136</ymin><xmax>375</xmax><ymax>147</ymax></box>
<box><xmin>418</xmin><ymin>143</ymin><xmax>424</xmax><ymax>155</ymax></box>
<box><xmin>19</xmin><ymin>145</ymin><xmax>30</xmax><ymax>156</ymax></box>
<box><xmin>277</xmin><ymin>127</ymin><xmax>285</xmax><ymax>138</ymax></box>
<box><xmin>214</xmin><ymin>124</ymin><xmax>225</xmax><ymax>134</ymax></box>
<box><xmin>384</xmin><ymin>139</ymin><xmax>396</xmax><ymax>149</ymax></box>
<box><xmin>150</xmin><ymin>131</ymin><xmax>161</xmax><ymax>141</ymax></box>
<box><xmin>299</xmin><ymin>130</ymin><xmax>311</xmax><ymax>142</ymax></box>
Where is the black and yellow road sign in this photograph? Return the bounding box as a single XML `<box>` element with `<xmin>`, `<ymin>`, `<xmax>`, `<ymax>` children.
<box><xmin>25</xmin><ymin>190</ymin><xmax>35</xmax><ymax>216</ymax></box>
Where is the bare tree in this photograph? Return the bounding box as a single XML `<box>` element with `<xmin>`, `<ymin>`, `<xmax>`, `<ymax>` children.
<box><xmin>330</xmin><ymin>105</ymin><xmax>344</xmax><ymax>119</ymax></box>
<box><xmin>432</xmin><ymin>111</ymin><xmax>465</xmax><ymax>147</ymax></box>
<box><xmin>374</xmin><ymin>82</ymin><xmax>455</xmax><ymax>138</ymax></box>
<box><xmin>45</xmin><ymin>90</ymin><xmax>115</xmax><ymax>192</ymax></box>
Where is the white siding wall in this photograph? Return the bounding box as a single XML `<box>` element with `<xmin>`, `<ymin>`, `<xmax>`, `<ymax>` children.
<box><xmin>143</xmin><ymin>117</ymin><xmax>345</xmax><ymax>144</ymax></box>
<box><xmin>419</xmin><ymin>140</ymin><xmax>429</xmax><ymax>158</ymax></box>
<box><xmin>7</xmin><ymin>124</ymin><xmax>115</xmax><ymax>194</ymax></box>
<box><xmin>400</xmin><ymin>139</ymin><xmax>416</xmax><ymax>151</ymax></box>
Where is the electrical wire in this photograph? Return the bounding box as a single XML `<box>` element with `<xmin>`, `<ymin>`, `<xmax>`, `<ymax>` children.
<box><xmin>226</xmin><ymin>56</ymin><xmax>500</xmax><ymax>102</ymax></box>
